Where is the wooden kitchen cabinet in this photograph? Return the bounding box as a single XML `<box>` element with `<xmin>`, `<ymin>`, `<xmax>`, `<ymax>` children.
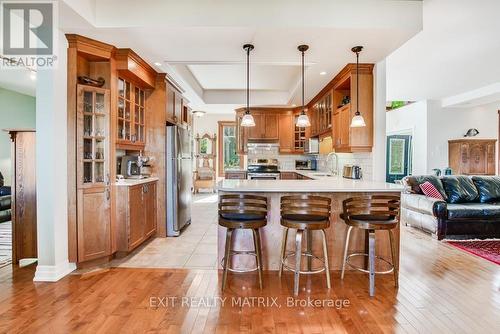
<box><xmin>280</xmin><ymin>172</ymin><xmax>297</xmax><ymax>180</ymax></box>
<box><xmin>225</xmin><ymin>171</ymin><xmax>247</xmax><ymax>179</ymax></box>
<box><xmin>448</xmin><ymin>139</ymin><xmax>496</xmax><ymax>175</ymax></box>
<box><xmin>279</xmin><ymin>113</ymin><xmax>294</xmax><ymax>153</ymax></box>
<box><xmin>116</xmin><ymin>180</ymin><xmax>157</xmax><ymax>252</ymax></box>
<box><xmin>117</xmin><ymin>77</ymin><xmax>146</xmax><ymax>149</ymax></box>
<box><xmin>77</xmin><ymin>85</ymin><xmax>112</xmax><ymax>263</ymax></box>
<box><xmin>264</xmin><ymin>114</ymin><xmax>279</xmax><ymax>139</ymax></box>
<box><xmin>166</xmin><ymin>81</ymin><xmax>185</xmax><ymax>125</ymax></box>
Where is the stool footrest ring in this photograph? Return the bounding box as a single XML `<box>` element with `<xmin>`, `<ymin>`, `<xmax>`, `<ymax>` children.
<box><xmin>221</xmin><ymin>250</ymin><xmax>260</xmax><ymax>273</ymax></box>
<box><xmin>281</xmin><ymin>251</ymin><xmax>326</xmax><ymax>275</ymax></box>
<box><xmin>346</xmin><ymin>253</ymin><xmax>394</xmax><ymax>275</ymax></box>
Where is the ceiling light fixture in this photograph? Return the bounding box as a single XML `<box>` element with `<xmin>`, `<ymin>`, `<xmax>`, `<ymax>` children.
<box><xmin>350</xmin><ymin>46</ymin><xmax>366</xmax><ymax>128</ymax></box>
<box><xmin>192</xmin><ymin>110</ymin><xmax>206</xmax><ymax>117</ymax></box>
<box><xmin>29</xmin><ymin>71</ymin><xmax>36</xmax><ymax>81</ymax></box>
<box><xmin>154</xmin><ymin>62</ymin><xmax>162</xmax><ymax>67</ymax></box>
<box><xmin>296</xmin><ymin>45</ymin><xmax>311</xmax><ymax>128</ymax></box>
<box><xmin>319</xmin><ymin>71</ymin><xmax>327</xmax><ymax>76</ymax></box>
<box><xmin>240</xmin><ymin>43</ymin><xmax>255</xmax><ymax>127</ymax></box>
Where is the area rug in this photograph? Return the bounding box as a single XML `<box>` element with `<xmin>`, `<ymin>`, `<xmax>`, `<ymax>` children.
<box><xmin>447</xmin><ymin>240</ymin><xmax>500</xmax><ymax>265</ymax></box>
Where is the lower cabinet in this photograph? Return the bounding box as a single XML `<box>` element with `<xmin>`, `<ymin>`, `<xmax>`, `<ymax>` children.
<box><xmin>225</xmin><ymin>171</ymin><xmax>247</xmax><ymax>179</ymax></box>
<box><xmin>116</xmin><ymin>181</ymin><xmax>157</xmax><ymax>252</ymax></box>
<box><xmin>280</xmin><ymin>172</ymin><xmax>298</xmax><ymax>180</ymax></box>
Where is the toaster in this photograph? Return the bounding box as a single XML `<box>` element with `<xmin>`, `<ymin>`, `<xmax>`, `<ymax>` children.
<box><xmin>343</xmin><ymin>165</ymin><xmax>362</xmax><ymax>179</ymax></box>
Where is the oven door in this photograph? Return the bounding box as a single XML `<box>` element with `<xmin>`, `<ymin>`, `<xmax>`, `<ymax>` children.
<box><xmin>247</xmin><ymin>173</ymin><xmax>279</xmax><ymax>180</ymax></box>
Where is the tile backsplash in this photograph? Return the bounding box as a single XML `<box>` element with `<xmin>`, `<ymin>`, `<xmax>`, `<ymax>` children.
<box><xmin>245</xmin><ymin>144</ymin><xmax>373</xmax><ymax>179</ymax></box>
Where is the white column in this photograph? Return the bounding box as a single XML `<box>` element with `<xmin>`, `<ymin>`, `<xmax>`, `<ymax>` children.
<box><xmin>372</xmin><ymin>60</ymin><xmax>387</xmax><ymax>181</ymax></box>
<box><xmin>33</xmin><ymin>30</ymin><xmax>75</xmax><ymax>281</ymax></box>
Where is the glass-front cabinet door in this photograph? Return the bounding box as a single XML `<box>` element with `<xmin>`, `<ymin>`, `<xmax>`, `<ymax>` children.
<box><xmin>117</xmin><ymin>77</ymin><xmax>146</xmax><ymax>147</ymax></box>
<box><xmin>77</xmin><ymin>84</ymin><xmax>110</xmax><ymax>187</ymax></box>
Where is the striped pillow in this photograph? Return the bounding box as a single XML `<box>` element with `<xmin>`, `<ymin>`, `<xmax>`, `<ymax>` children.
<box><xmin>419</xmin><ymin>181</ymin><xmax>445</xmax><ymax>200</ymax></box>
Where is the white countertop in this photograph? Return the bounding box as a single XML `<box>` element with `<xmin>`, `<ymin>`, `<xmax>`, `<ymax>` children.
<box><xmin>114</xmin><ymin>177</ymin><xmax>159</xmax><ymax>187</ymax></box>
<box><xmin>217</xmin><ymin>172</ymin><xmax>403</xmax><ymax>193</ymax></box>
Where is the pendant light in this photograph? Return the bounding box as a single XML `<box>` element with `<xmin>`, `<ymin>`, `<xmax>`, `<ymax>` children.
<box><xmin>296</xmin><ymin>44</ymin><xmax>311</xmax><ymax>128</ymax></box>
<box><xmin>240</xmin><ymin>44</ymin><xmax>256</xmax><ymax>127</ymax></box>
<box><xmin>350</xmin><ymin>46</ymin><xmax>366</xmax><ymax>127</ymax></box>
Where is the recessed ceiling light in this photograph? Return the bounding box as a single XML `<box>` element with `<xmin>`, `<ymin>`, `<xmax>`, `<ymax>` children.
<box><xmin>319</xmin><ymin>71</ymin><xmax>327</xmax><ymax>76</ymax></box>
<box><xmin>154</xmin><ymin>62</ymin><xmax>162</xmax><ymax>67</ymax></box>
<box><xmin>29</xmin><ymin>72</ymin><xmax>37</xmax><ymax>80</ymax></box>
<box><xmin>291</xmin><ymin>104</ymin><xmax>297</xmax><ymax>107</ymax></box>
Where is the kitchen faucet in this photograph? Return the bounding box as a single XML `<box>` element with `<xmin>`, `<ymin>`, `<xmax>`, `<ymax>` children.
<box><xmin>326</xmin><ymin>152</ymin><xmax>339</xmax><ymax>176</ymax></box>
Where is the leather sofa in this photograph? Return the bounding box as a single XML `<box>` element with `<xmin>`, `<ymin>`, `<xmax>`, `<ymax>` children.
<box><xmin>401</xmin><ymin>175</ymin><xmax>500</xmax><ymax>240</ymax></box>
<box><xmin>0</xmin><ymin>172</ymin><xmax>11</xmax><ymax>223</ymax></box>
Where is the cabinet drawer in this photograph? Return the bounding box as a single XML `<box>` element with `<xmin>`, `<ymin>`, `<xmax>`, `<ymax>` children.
<box><xmin>225</xmin><ymin>171</ymin><xmax>247</xmax><ymax>179</ymax></box>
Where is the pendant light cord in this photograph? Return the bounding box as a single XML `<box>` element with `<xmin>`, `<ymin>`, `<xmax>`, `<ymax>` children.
<box><xmin>246</xmin><ymin>47</ymin><xmax>250</xmax><ymax>114</ymax></box>
<box><xmin>356</xmin><ymin>50</ymin><xmax>359</xmax><ymax>115</ymax></box>
<box><xmin>301</xmin><ymin>49</ymin><xmax>305</xmax><ymax>114</ymax></box>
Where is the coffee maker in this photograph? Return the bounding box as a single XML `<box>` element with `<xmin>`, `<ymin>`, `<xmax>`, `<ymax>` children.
<box><xmin>120</xmin><ymin>153</ymin><xmax>153</xmax><ymax>179</ymax></box>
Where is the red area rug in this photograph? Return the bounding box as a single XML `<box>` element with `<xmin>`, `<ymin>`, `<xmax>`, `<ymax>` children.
<box><xmin>447</xmin><ymin>240</ymin><xmax>500</xmax><ymax>265</ymax></box>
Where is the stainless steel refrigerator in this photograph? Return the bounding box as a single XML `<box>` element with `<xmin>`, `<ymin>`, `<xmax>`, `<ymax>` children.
<box><xmin>166</xmin><ymin>125</ymin><xmax>192</xmax><ymax>236</ymax></box>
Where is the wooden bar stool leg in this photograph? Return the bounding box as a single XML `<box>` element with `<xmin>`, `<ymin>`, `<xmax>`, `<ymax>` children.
<box><xmin>306</xmin><ymin>230</ymin><xmax>313</xmax><ymax>271</ymax></box>
<box><xmin>279</xmin><ymin>227</ymin><xmax>289</xmax><ymax>278</ymax></box>
<box><xmin>321</xmin><ymin>229</ymin><xmax>331</xmax><ymax>289</ymax></box>
<box><xmin>294</xmin><ymin>230</ymin><xmax>303</xmax><ymax>296</ymax></box>
<box><xmin>341</xmin><ymin>226</ymin><xmax>353</xmax><ymax>280</ymax></box>
<box><xmin>368</xmin><ymin>230</ymin><xmax>376</xmax><ymax>297</ymax></box>
<box><xmin>222</xmin><ymin>228</ymin><xmax>233</xmax><ymax>291</ymax></box>
<box><xmin>252</xmin><ymin>228</ymin><xmax>263</xmax><ymax>290</ymax></box>
<box><xmin>389</xmin><ymin>229</ymin><xmax>399</xmax><ymax>288</ymax></box>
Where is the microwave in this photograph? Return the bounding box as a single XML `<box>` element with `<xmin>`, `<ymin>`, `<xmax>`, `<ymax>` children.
<box><xmin>295</xmin><ymin>159</ymin><xmax>317</xmax><ymax>170</ymax></box>
<box><xmin>304</xmin><ymin>138</ymin><xmax>319</xmax><ymax>154</ymax></box>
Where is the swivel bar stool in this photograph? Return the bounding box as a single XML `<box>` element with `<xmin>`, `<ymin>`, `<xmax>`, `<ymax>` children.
<box><xmin>279</xmin><ymin>195</ymin><xmax>332</xmax><ymax>296</ymax></box>
<box><xmin>340</xmin><ymin>195</ymin><xmax>400</xmax><ymax>297</ymax></box>
<box><xmin>218</xmin><ymin>194</ymin><xmax>268</xmax><ymax>291</ymax></box>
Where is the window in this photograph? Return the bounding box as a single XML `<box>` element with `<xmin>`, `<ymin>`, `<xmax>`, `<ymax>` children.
<box><xmin>218</xmin><ymin>121</ymin><xmax>241</xmax><ymax>176</ymax></box>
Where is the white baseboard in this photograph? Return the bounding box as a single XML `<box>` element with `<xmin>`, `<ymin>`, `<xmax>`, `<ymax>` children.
<box><xmin>33</xmin><ymin>261</ymin><xmax>77</xmax><ymax>282</ymax></box>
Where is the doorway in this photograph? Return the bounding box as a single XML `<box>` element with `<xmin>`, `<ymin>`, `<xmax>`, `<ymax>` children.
<box><xmin>386</xmin><ymin>134</ymin><xmax>413</xmax><ymax>183</ymax></box>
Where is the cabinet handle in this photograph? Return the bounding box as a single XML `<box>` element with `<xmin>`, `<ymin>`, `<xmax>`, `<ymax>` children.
<box><xmin>106</xmin><ymin>188</ymin><xmax>110</xmax><ymax>201</ymax></box>
<box><xmin>105</xmin><ymin>173</ymin><xmax>110</xmax><ymax>186</ymax></box>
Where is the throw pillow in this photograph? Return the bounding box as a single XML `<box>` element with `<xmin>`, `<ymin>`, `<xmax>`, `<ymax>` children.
<box><xmin>419</xmin><ymin>181</ymin><xmax>445</xmax><ymax>200</ymax></box>
<box><xmin>471</xmin><ymin>176</ymin><xmax>500</xmax><ymax>203</ymax></box>
<box><xmin>441</xmin><ymin>176</ymin><xmax>479</xmax><ymax>204</ymax></box>
<box><xmin>405</xmin><ymin>175</ymin><xmax>448</xmax><ymax>200</ymax></box>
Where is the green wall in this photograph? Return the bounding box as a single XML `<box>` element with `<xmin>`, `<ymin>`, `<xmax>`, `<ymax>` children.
<box><xmin>0</xmin><ymin>87</ymin><xmax>36</xmax><ymax>186</ymax></box>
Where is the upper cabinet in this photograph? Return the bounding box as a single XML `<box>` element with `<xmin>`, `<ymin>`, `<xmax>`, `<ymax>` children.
<box><xmin>235</xmin><ymin>108</ymin><xmax>306</xmax><ymax>154</ymax></box>
<box><xmin>307</xmin><ymin>63</ymin><xmax>374</xmax><ymax>153</ymax></box>
<box><xmin>166</xmin><ymin>80</ymin><xmax>191</xmax><ymax>127</ymax></box>
<box><xmin>116</xmin><ymin>77</ymin><xmax>146</xmax><ymax>149</ymax></box>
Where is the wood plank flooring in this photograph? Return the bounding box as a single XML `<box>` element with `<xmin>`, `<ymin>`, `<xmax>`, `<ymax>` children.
<box><xmin>0</xmin><ymin>225</ymin><xmax>498</xmax><ymax>333</ymax></box>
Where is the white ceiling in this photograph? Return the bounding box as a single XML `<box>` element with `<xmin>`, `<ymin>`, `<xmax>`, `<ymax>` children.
<box><xmin>0</xmin><ymin>68</ymin><xmax>36</xmax><ymax>96</ymax></box>
<box><xmin>57</xmin><ymin>0</ymin><xmax>423</xmax><ymax>113</ymax></box>
<box><xmin>386</xmin><ymin>0</ymin><xmax>500</xmax><ymax>102</ymax></box>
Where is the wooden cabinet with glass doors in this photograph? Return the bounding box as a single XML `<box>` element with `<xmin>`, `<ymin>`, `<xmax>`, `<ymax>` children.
<box><xmin>117</xmin><ymin>77</ymin><xmax>146</xmax><ymax>149</ymax></box>
<box><xmin>77</xmin><ymin>84</ymin><xmax>112</xmax><ymax>262</ymax></box>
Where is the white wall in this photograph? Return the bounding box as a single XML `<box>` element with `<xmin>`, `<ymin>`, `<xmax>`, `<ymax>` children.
<box><xmin>386</xmin><ymin>100</ymin><xmax>428</xmax><ymax>175</ymax></box>
<box><xmin>33</xmin><ymin>30</ymin><xmax>75</xmax><ymax>282</ymax></box>
<box><xmin>427</xmin><ymin>100</ymin><xmax>499</xmax><ymax>172</ymax></box>
<box><xmin>386</xmin><ymin>99</ymin><xmax>499</xmax><ymax>175</ymax></box>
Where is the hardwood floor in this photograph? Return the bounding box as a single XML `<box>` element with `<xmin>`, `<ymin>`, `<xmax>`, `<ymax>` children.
<box><xmin>0</xmin><ymin>226</ymin><xmax>499</xmax><ymax>333</ymax></box>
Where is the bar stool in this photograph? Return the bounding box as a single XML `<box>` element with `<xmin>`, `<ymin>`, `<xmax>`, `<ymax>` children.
<box><xmin>218</xmin><ymin>194</ymin><xmax>268</xmax><ymax>291</ymax></box>
<box><xmin>279</xmin><ymin>195</ymin><xmax>332</xmax><ymax>296</ymax></box>
<box><xmin>340</xmin><ymin>195</ymin><xmax>400</xmax><ymax>297</ymax></box>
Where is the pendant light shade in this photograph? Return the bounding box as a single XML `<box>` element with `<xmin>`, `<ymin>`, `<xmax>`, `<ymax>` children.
<box><xmin>241</xmin><ymin>112</ymin><xmax>256</xmax><ymax>127</ymax></box>
<box><xmin>296</xmin><ymin>44</ymin><xmax>311</xmax><ymax>128</ymax></box>
<box><xmin>296</xmin><ymin>113</ymin><xmax>311</xmax><ymax>127</ymax></box>
<box><xmin>241</xmin><ymin>43</ymin><xmax>255</xmax><ymax>127</ymax></box>
<box><xmin>350</xmin><ymin>45</ymin><xmax>366</xmax><ymax>128</ymax></box>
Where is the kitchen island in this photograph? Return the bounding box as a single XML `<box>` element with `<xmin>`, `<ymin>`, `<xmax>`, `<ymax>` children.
<box><xmin>217</xmin><ymin>173</ymin><xmax>404</xmax><ymax>271</ymax></box>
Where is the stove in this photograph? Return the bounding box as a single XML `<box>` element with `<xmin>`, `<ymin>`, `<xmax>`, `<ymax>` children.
<box><xmin>247</xmin><ymin>158</ymin><xmax>280</xmax><ymax>180</ymax></box>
